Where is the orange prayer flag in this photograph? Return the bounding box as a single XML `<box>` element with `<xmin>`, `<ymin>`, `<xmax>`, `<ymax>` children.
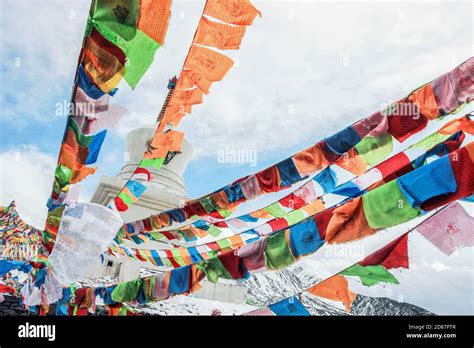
<box><xmin>211</xmin><ymin>190</ymin><xmax>231</xmax><ymax>209</ymax></box>
<box><xmin>203</xmin><ymin>0</ymin><xmax>261</xmax><ymax>26</ymax></box>
<box><xmin>439</xmin><ymin>116</ymin><xmax>474</xmax><ymax>135</ymax></box>
<box><xmin>137</xmin><ymin>0</ymin><xmax>172</xmax><ymax>45</ymax></box>
<box><xmin>191</xmin><ymin>226</ymin><xmax>208</xmax><ymax>239</ymax></box>
<box><xmin>307</xmin><ymin>275</ymin><xmax>357</xmax><ymax>312</ymax></box>
<box><xmin>168</xmin><ymin>88</ymin><xmax>204</xmax><ymax>106</ymax></box>
<box><xmin>325</xmin><ymin>197</ymin><xmax>375</xmax><ymax>244</ymax></box>
<box><xmin>178</xmin><ymin>249</ymin><xmax>192</xmax><ymax>265</ymax></box>
<box><xmin>335</xmin><ymin>148</ymin><xmax>368</xmax><ymax>176</ymax></box>
<box><xmin>465</xmin><ymin>141</ymin><xmax>474</xmax><ymax>162</ymax></box>
<box><xmin>292</xmin><ymin>143</ymin><xmax>330</xmax><ymax>175</ymax></box>
<box><xmin>177</xmin><ymin>70</ymin><xmax>213</xmax><ymax>94</ymax></box>
<box><xmin>408</xmin><ymin>83</ymin><xmax>440</xmax><ymax>120</ymax></box>
<box><xmin>158</xmin><ymin>213</ymin><xmax>170</xmax><ymax>227</ymax></box>
<box><xmin>59</xmin><ymin>145</ymin><xmax>81</xmax><ymax>170</ymax></box>
<box><xmin>184</xmin><ymin>44</ymin><xmax>234</xmax><ymax>82</ymax></box>
<box><xmin>194</xmin><ymin>16</ymin><xmax>247</xmax><ymax>50</ymax></box>
<box><xmin>249</xmin><ymin>209</ymin><xmax>272</xmax><ymax>219</ymax></box>
<box><xmin>190</xmin><ymin>264</ymin><xmax>205</xmax><ymax>293</ymax></box>
<box><xmin>301</xmin><ymin>199</ymin><xmax>325</xmax><ymax>216</ymax></box>
<box><xmin>146</xmin><ymin>130</ymin><xmax>185</xmax><ymax>159</ymax></box>
<box><xmin>70</xmin><ymin>166</ymin><xmax>96</xmax><ymax>185</ymax></box>
<box><xmin>63</xmin><ymin>129</ymin><xmax>89</xmax><ymax>164</ymax></box>
<box><xmin>228</xmin><ymin>234</ymin><xmax>244</xmax><ymax>247</ymax></box>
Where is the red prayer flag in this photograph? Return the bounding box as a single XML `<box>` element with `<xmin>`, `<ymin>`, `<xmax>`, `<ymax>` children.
<box><xmin>359</xmin><ymin>233</ymin><xmax>409</xmax><ymax>269</ymax></box>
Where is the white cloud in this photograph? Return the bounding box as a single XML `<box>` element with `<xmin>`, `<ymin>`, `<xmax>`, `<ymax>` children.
<box><xmin>0</xmin><ymin>146</ymin><xmax>57</xmax><ymax>227</ymax></box>
<box><xmin>429</xmin><ymin>260</ymin><xmax>452</xmax><ymax>272</ymax></box>
<box><xmin>0</xmin><ymin>0</ymin><xmax>90</xmax><ymax>128</ymax></box>
<box><xmin>2</xmin><ymin>1</ymin><xmax>471</xmax><ymax>159</ymax></box>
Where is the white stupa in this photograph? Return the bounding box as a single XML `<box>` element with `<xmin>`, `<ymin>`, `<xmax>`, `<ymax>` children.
<box><xmin>91</xmin><ymin>125</ymin><xmax>193</xmax><ymax>223</ymax></box>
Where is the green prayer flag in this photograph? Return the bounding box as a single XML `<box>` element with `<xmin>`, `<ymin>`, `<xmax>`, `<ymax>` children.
<box><xmin>339</xmin><ymin>264</ymin><xmax>399</xmax><ymax>287</ymax></box>
<box><xmin>118</xmin><ymin>191</ymin><xmax>133</xmax><ymax>206</ymax></box>
<box><xmin>411</xmin><ymin>132</ymin><xmax>451</xmax><ymax>151</ymax></box>
<box><xmin>55</xmin><ymin>165</ymin><xmax>72</xmax><ymax>188</ymax></box>
<box><xmin>121</xmin><ymin>30</ymin><xmax>160</xmax><ymax>88</ymax></box>
<box><xmin>217</xmin><ymin>207</ymin><xmax>233</xmax><ymax>218</ymax></box>
<box><xmin>111</xmin><ymin>278</ymin><xmax>142</xmax><ymax>302</ymax></box>
<box><xmin>265</xmin><ymin>231</ymin><xmax>295</xmax><ymax>270</ymax></box>
<box><xmin>171</xmin><ymin>249</ymin><xmax>185</xmax><ymax>267</ymax></box>
<box><xmin>217</xmin><ymin>238</ymin><xmax>232</xmax><ymax>249</ymax></box>
<box><xmin>148</xmin><ymin>231</ymin><xmax>165</xmax><ymax>241</ymax></box>
<box><xmin>93</xmin><ymin>21</ymin><xmax>160</xmax><ymax>89</ymax></box>
<box><xmin>197</xmin><ymin>258</ymin><xmax>232</xmax><ymax>283</ymax></box>
<box><xmin>284</xmin><ymin>209</ymin><xmax>306</xmax><ymax>226</ymax></box>
<box><xmin>92</xmin><ymin>0</ymin><xmax>140</xmax><ymax>41</ymax></box>
<box><xmin>355</xmin><ymin>133</ymin><xmax>393</xmax><ymax>166</ymax></box>
<box><xmin>200</xmin><ymin>197</ymin><xmax>219</xmax><ymax>214</ymax></box>
<box><xmin>264</xmin><ymin>202</ymin><xmax>287</xmax><ymax>218</ymax></box>
<box><xmin>42</xmin><ymin>230</ymin><xmax>55</xmax><ymax>244</ymax></box>
<box><xmin>362</xmin><ymin>180</ymin><xmax>420</xmax><ymax>229</ymax></box>
<box><xmin>140</xmin><ymin>157</ymin><xmax>164</xmax><ymax>169</ymax></box>
<box><xmin>207</xmin><ymin>225</ymin><xmax>222</xmax><ymax>237</ymax></box>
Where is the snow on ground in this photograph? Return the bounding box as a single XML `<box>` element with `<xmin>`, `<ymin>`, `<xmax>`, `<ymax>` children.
<box><xmin>129</xmin><ymin>295</ymin><xmax>258</xmax><ymax>316</ymax></box>
<box><xmin>75</xmin><ymin>276</ymin><xmax>118</xmax><ymax>288</ymax></box>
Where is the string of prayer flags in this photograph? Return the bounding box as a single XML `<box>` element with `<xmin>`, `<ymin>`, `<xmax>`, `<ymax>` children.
<box><xmin>0</xmin><ymin>202</ymin><xmax>42</xmax><ymax>261</ymax></box>
<box><xmin>116</xmin><ymin>116</ymin><xmax>471</xmax><ymax>248</ymax></box>
<box><xmin>111</xmin><ymin>136</ymin><xmax>463</xmax><ymax>266</ymax></box>
<box><xmin>114</xmin><ymin>138</ymin><xmax>472</xmax><ymax>273</ymax></box>
<box><xmin>44</xmin><ymin>0</ymin><xmax>174</xmax><ymax>249</ymax></box>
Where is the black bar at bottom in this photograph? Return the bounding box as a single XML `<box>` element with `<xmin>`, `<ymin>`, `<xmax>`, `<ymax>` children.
<box><xmin>0</xmin><ymin>315</ymin><xmax>473</xmax><ymax>346</ymax></box>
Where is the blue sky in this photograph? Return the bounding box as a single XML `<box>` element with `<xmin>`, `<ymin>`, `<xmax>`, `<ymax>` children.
<box><xmin>0</xmin><ymin>0</ymin><xmax>473</xmax><ymax>313</ymax></box>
